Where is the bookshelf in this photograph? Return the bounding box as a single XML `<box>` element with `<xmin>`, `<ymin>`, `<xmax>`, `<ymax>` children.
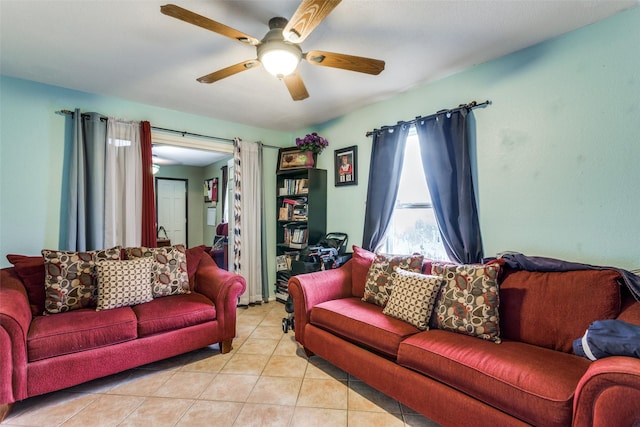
<box><xmin>275</xmin><ymin>168</ymin><xmax>327</xmax><ymax>303</ymax></box>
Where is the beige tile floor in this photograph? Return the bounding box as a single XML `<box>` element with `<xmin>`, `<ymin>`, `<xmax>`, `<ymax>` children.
<box><xmin>2</xmin><ymin>302</ymin><xmax>440</xmax><ymax>427</ymax></box>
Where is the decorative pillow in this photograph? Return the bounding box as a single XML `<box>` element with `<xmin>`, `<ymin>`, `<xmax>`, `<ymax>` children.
<box><xmin>125</xmin><ymin>244</ymin><xmax>190</xmax><ymax>297</ymax></box>
<box><xmin>95</xmin><ymin>257</ymin><xmax>154</xmax><ymax>311</ymax></box>
<box><xmin>6</xmin><ymin>254</ymin><xmax>46</xmax><ymax>316</ymax></box>
<box><xmin>362</xmin><ymin>253</ymin><xmax>424</xmax><ymax>307</ymax></box>
<box><xmin>41</xmin><ymin>247</ymin><xmax>122</xmax><ymax>314</ymax></box>
<box><xmin>431</xmin><ymin>261</ymin><xmax>502</xmax><ymax>343</ymax></box>
<box><xmin>382</xmin><ymin>268</ymin><xmax>444</xmax><ymax>330</ymax></box>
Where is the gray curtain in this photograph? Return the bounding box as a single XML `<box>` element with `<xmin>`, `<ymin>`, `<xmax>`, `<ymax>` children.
<box><xmin>362</xmin><ymin>123</ymin><xmax>410</xmax><ymax>252</ymax></box>
<box><xmin>414</xmin><ymin>108</ymin><xmax>483</xmax><ymax>263</ymax></box>
<box><xmin>63</xmin><ymin>110</ymin><xmax>107</xmax><ymax>251</ymax></box>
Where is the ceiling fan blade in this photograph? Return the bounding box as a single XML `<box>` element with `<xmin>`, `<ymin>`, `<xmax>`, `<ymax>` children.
<box><xmin>283</xmin><ymin>71</ymin><xmax>309</xmax><ymax>101</ymax></box>
<box><xmin>283</xmin><ymin>0</ymin><xmax>341</xmax><ymax>43</ymax></box>
<box><xmin>197</xmin><ymin>60</ymin><xmax>261</xmax><ymax>84</ymax></box>
<box><xmin>305</xmin><ymin>50</ymin><xmax>385</xmax><ymax>75</ymax></box>
<box><xmin>161</xmin><ymin>4</ymin><xmax>260</xmax><ymax>46</ymax></box>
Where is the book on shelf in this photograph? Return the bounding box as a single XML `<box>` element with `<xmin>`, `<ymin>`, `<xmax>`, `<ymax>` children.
<box><xmin>276</xmin><ymin>255</ymin><xmax>288</xmax><ymax>271</ymax></box>
<box><xmin>280</xmin><ymin>178</ymin><xmax>309</xmax><ymax>196</ymax></box>
<box><xmin>275</xmin><ymin>291</ymin><xmax>289</xmax><ymax>302</ymax></box>
<box><xmin>282</xmin><ymin>223</ymin><xmax>308</xmax><ymax>247</ymax></box>
<box><xmin>279</xmin><ymin>197</ymin><xmax>307</xmax><ymax>221</ymax></box>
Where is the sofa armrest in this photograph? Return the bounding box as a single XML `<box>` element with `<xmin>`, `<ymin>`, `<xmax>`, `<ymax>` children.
<box><xmin>0</xmin><ymin>269</ymin><xmax>32</xmax><ymax>404</ymax></box>
<box><xmin>573</xmin><ymin>356</ymin><xmax>640</xmax><ymax>426</ymax></box>
<box><xmin>288</xmin><ymin>262</ymin><xmax>353</xmax><ymax>347</ymax></box>
<box><xmin>194</xmin><ymin>255</ymin><xmax>246</xmax><ymax>344</ymax></box>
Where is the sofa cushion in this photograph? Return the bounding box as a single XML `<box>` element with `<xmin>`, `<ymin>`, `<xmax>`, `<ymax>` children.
<box><xmin>351</xmin><ymin>246</ymin><xmax>375</xmax><ymax>298</ymax></box>
<box><xmin>431</xmin><ymin>261</ymin><xmax>502</xmax><ymax>343</ymax></box>
<box><xmin>6</xmin><ymin>254</ymin><xmax>46</xmax><ymax>316</ymax></box>
<box><xmin>41</xmin><ymin>247</ymin><xmax>122</xmax><ymax>314</ymax></box>
<box><xmin>186</xmin><ymin>245</ymin><xmax>206</xmax><ymax>290</ymax></box>
<box><xmin>363</xmin><ymin>253</ymin><xmax>424</xmax><ymax>307</ymax></box>
<box><xmin>499</xmin><ymin>268</ymin><xmax>621</xmax><ymax>353</ymax></box>
<box><xmin>96</xmin><ymin>258</ymin><xmax>154</xmax><ymax>311</ymax></box>
<box><xmin>27</xmin><ymin>307</ymin><xmax>137</xmax><ymax>362</ymax></box>
<box><xmin>382</xmin><ymin>269</ymin><xmax>443</xmax><ymax>330</ymax></box>
<box><xmin>125</xmin><ymin>245</ymin><xmax>190</xmax><ymax>298</ymax></box>
<box><xmin>310</xmin><ymin>297</ymin><xmax>419</xmax><ymax>358</ymax></box>
<box><xmin>132</xmin><ymin>292</ymin><xmax>217</xmax><ymax>337</ymax></box>
<box><xmin>398</xmin><ymin>330</ymin><xmax>591</xmax><ymax>427</ymax></box>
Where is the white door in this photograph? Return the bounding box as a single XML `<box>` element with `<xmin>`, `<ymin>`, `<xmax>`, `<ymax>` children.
<box><xmin>156</xmin><ymin>178</ymin><xmax>187</xmax><ymax>246</ymax></box>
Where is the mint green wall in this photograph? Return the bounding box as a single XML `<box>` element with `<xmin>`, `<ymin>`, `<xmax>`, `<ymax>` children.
<box><xmin>0</xmin><ymin>77</ymin><xmax>289</xmax><ymax>273</ymax></box>
<box><xmin>309</xmin><ymin>8</ymin><xmax>640</xmax><ymax>269</ymax></box>
<box><xmin>1</xmin><ymin>7</ymin><xmax>638</xmax><ymax>287</ymax></box>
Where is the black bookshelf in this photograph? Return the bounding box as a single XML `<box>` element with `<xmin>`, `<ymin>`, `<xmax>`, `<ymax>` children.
<box><xmin>275</xmin><ymin>168</ymin><xmax>327</xmax><ymax>302</ymax></box>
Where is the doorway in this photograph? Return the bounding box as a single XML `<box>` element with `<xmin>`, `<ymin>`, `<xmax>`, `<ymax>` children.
<box><xmin>155</xmin><ymin>178</ymin><xmax>188</xmax><ymax>247</ymax></box>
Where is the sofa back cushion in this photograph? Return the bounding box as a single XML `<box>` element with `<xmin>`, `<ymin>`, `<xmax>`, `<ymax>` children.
<box><xmin>6</xmin><ymin>254</ymin><xmax>46</xmax><ymax>316</ymax></box>
<box><xmin>499</xmin><ymin>268</ymin><xmax>622</xmax><ymax>353</ymax></box>
<box><xmin>351</xmin><ymin>246</ymin><xmax>376</xmax><ymax>297</ymax></box>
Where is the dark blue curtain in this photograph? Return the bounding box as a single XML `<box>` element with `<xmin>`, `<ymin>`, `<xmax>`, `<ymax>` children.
<box><xmin>414</xmin><ymin>109</ymin><xmax>483</xmax><ymax>263</ymax></box>
<box><xmin>62</xmin><ymin>110</ymin><xmax>107</xmax><ymax>251</ymax></box>
<box><xmin>362</xmin><ymin>124</ymin><xmax>410</xmax><ymax>252</ymax></box>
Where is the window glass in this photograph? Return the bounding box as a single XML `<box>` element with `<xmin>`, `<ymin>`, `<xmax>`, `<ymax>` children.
<box><xmin>383</xmin><ymin>129</ymin><xmax>448</xmax><ymax>261</ymax></box>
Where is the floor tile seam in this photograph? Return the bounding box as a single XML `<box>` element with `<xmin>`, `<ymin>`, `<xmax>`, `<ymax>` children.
<box><xmin>169</xmin><ymin>397</ymin><xmax>202</xmax><ymax>427</ymax></box>
<box><xmin>92</xmin><ymin>394</ymin><xmax>147</xmax><ymax>427</ymax></box>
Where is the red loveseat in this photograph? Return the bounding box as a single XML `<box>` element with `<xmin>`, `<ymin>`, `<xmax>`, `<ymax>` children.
<box><xmin>0</xmin><ymin>248</ymin><xmax>246</xmax><ymax>421</ymax></box>
<box><xmin>288</xmin><ymin>247</ymin><xmax>640</xmax><ymax>427</ymax></box>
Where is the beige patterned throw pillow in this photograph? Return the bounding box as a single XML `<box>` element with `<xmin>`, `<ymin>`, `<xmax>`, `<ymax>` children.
<box><xmin>431</xmin><ymin>262</ymin><xmax>502</xmax><ymax>343</ymax></box>
<box><xmin>125</xmin><ymin>244</ymin><xmax>190</xmax><ymax>297</ymax></box>
<box><xmin>382</xmin><ymin>268</ymin><xmax>444</xmax><ymax>330</ymax></box>
<box><xmin>42</xmin><ymin>247</ymin><xmax>121</xmax><ymax>313</ymax></box>
<box><xmin>95</xmin><ymin>257</ymin><xmax>154</xmax><ymax>311</ymax></box>
<box><xmin>362</xmin><ymin>253</ymin><xmax>424</xmax><ymax>307</ymax></box>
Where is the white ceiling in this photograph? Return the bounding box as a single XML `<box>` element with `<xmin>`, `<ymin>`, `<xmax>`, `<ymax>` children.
<box><xmin>1</xmin><ymin>0</ymin><xmax>637</xmax><ymax>134</ymax></box>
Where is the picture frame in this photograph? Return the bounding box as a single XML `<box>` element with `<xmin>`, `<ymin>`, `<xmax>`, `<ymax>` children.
<box><xmin>334</xmin><ymin>145</ymin><xmax>358</xmax><ymax>186</ymax></box>
<box><xmin>277</xmin><ymin>147</ymin><xmax>315</xmax><ymax>173</ymax></box>
<box><xmin>204</xmin><ymin>177</ymin><xmax>218</xmax><ymax>203</ymax></box>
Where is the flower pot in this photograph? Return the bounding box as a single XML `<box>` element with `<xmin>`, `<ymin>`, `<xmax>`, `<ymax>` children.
<box><xmin>304</xmin><ymin>151</ymin><xmax>316</xmax><ymax>168</ymax></box>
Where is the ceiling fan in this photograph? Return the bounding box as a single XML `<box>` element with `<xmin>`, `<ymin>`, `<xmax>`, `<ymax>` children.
<box><xmin>160</xmin><ymin>0</ymin><xmax>385</xmax><ymax>101</ymax></box>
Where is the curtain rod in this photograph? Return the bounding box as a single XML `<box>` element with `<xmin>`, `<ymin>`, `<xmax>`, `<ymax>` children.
<box><xmin>56</xmin><ymin>109</ymin><xmax>280</xmax><ymax>148</ymax></box>
<box><xmin>364</xmin><ymin>100</ymin><xmax>491</xmax><ymax>137</ymax></box>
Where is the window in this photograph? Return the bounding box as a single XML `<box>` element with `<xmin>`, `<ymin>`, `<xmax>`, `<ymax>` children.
<box><xmin>383</xmin><ymin>128</ymin><xmax>448</xmax><ymax>261</ymax></box>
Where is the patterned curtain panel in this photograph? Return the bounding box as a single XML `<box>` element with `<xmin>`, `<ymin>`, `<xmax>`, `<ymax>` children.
<box><xmin>233</xmin><ymin>138</ymin><xmax>264</xmax><ymax>305</ymax></box>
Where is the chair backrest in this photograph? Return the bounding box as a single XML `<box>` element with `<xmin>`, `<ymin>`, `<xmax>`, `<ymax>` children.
<box><xmin>216</xmin><ymin>222</ymin><xmax>228</xmax><ymax>237</ymax></box>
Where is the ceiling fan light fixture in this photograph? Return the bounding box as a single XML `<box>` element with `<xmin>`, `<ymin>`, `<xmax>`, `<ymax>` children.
<box><xmin>152</xmin><ymin>163</ymin><xmax>160</xmax><ymax>175</ymax></box>
<box><xmin>258</xmin><ymin>42</ymin><xmax>301</xmax><ymax>78</ymax></box>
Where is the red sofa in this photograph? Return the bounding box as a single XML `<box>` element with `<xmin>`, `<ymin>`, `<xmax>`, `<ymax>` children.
<box><xmin>288</xmin><ymin>248</ymin><xmax>640</xmax><ymax>427</ymax></box>
<box><xmin>0</xmin><ymin>249</ymin><xmax>246</xmax><ymax>421</ymax></box>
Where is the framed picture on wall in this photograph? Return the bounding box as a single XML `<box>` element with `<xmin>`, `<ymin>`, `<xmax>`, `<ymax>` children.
<box><xmin>276</xmin><ymin>147</ymin><xmax>315</xmax><ymax>173</ymax></box>
<box><xmin>204</xmin><ymin>177</ymin><xmax>218</xmax><ymax>203</ymax></box>
<box><xmin>334</xmin><ymin>145</ymin><xmax>358</xmax><ymax>186</ymax></box>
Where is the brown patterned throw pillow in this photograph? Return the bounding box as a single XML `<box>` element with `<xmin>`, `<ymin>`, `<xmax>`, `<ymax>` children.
<box><xmin>362</xmin><ymin>253</ymin><xmax>424</xmax><ymax>307</ymax></box>
<box><xmin>125</xmin><ymin>244</ymin><xmax>190</xmax><ymax>297</ymax></box>
<box><xmin>382</xmin><ymin>268</ymin><xmax>444</xmax><ymax>330</ymax></box>
<box><xmin>430</xmin><ymin>261</ymin><xmax>502</xmax><ymax>343</ymax></box>
<box><xmin>41</xmin><ymin>247</ymin><xmax>122</xmax><ymax>314</ymax></box>
<box><xmin>95</xmin><ymin>257</ymin><xmax>154</xmax><ymax>311</ymax></box>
